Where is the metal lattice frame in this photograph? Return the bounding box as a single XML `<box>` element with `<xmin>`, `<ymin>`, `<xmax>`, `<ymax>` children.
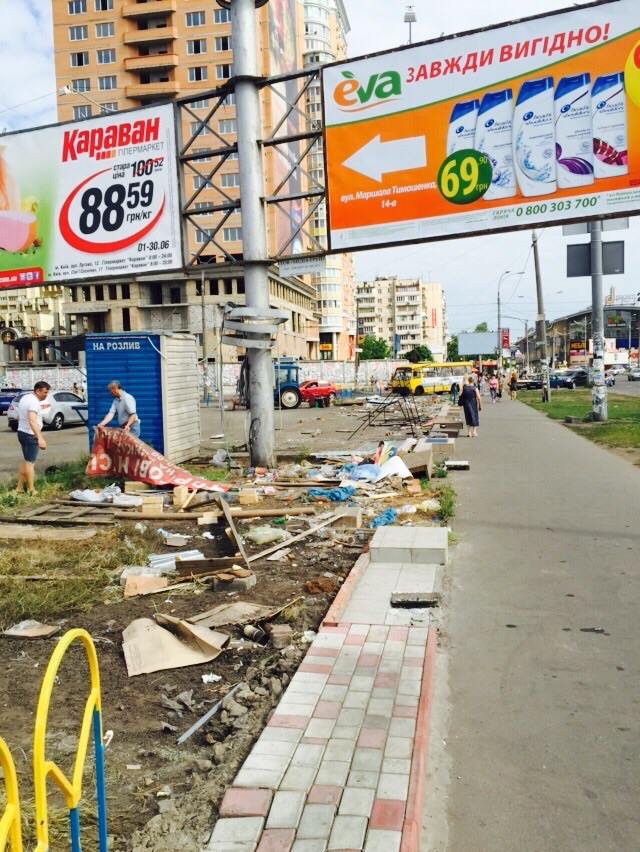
<box><xmin>177</xmin><ymin>66</ymin><xmax>327</xmax><ymax>269</ymax></box>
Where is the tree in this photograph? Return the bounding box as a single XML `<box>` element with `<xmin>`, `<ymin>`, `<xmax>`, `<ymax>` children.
<box><xmin>474</xmin><ymin>321</ymin><xmax>488</xmax><ymax>332</ymax></box>
<box><xmin>360</xmin><ymin>335</ymin><xmax>391</xmax><ymax>360</ymax></box>
<box><xmin>447</xmin><ymin>335</ymin><xmax>459</xmax><ymax>361</ymax></box>
<box><xmin>403</xmin><ymin>344</ymin><xmax>433</xmax><ymax>363</ymax></box>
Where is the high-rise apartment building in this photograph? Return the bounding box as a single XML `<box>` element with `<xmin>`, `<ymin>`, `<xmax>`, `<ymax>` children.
<box><xmin>302</xmin><ymin>0</ymin><xmax>355</xmax><ymax>361</ymax></box>
<box><xmin>50</xmin><ymin>0</ymin><xmax>321</xmax><ymax>361</ymax></box>
<box><xmin>356</xmin><ymin>277</ymin><xmax>447</xmax><ymax>359</ymax></box>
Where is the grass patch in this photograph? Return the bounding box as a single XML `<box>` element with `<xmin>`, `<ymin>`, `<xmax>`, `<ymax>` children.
<box><xmin>431</xmin><ymin>483</ymin><xmax>456</xmax><ymax>524</ymax></box>
<box><xmin>0</xmin><ymin>458</ymin><xmax>98</xmax><ymax>514</ymax></box>
<box><xmin>520</xmin><ymin>390</ymin><xmax>640</xmax><ymax>452</ymax></box>
<box><xmin>185</xmin><ymin>465</ymin><xmax>229</xmax><ymax>482</ymax></box>
<box><xmin>0</xmin><ymin>524</ymin><xmax>160</xmax><ymax>629</ymax></box>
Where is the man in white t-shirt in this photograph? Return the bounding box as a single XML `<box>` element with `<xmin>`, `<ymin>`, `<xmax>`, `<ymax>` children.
<box><xmin>16</xmin><ymin>380</ymin><xmax>50</xmax><ymax>495</ymax></box>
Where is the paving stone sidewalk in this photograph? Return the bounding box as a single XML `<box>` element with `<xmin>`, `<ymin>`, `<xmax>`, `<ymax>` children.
<box><xmin>206</xmin><ymin>621</ymin><xmax>430</xmax><ymax>852</ymax></box>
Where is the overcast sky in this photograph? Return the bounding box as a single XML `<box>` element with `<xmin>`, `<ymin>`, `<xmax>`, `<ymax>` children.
<box><xmin>1</xmin><ymin>0</ymin><xmax>638</xmax><ymax>336</ymax></box>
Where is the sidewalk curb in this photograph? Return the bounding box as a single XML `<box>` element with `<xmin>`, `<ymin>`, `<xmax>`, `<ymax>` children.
<box><xmin>322</xmin><ymin>551</ymin><xmax>369</xmax><ymax>627</ymax></box>
<box><xmin>401</xmin><ymin>626</ymin><xmax>437</xmax><ymax>852</ymax></box>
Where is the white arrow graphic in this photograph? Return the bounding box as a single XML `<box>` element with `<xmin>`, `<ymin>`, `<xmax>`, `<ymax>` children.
<box><xmin>342</xmin><ymin>134</ymin><xmax>427</xmax><ymax>183</ymax></box>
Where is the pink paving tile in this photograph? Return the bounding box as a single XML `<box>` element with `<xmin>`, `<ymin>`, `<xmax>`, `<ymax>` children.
<box><xmin>301</xmin><ymin>737</ymin><xmax>329</xmax><ymax>745</ymax></box>
<box><xmin>389</xmin><ymin>627</ymin><xmax>409</xmax><ymax>641</ymax></box>
<box><xmin>357</xmin><ymin>728</ymin><xmax>387</xmax><ymax>749</ymax></box>
<box><xmin>309</xmin><ymin>647</ymin><xmax>341</xmax><ymax>658</ymax></box>
<box><xmin>320</xmin><ymin>625</ymin><xmax>350</xmax><ymax>634</ymax></box>
<box><xmin>370</xmin><ymin>799</ymin><xmax>406</xmax><ymax>831</ymax></box>
<box><xmin>256</xmin><ymin>828</ymin><xmax>296</xmax><ymax>852</ymax></box>
<box><xmin>328</xmin><ymin>674</ymin><xmax>351</xmax><ymax>686</ymax></box>
<box><xmin>344</xmin><ymin>634</ymin><xmax>366</xmax><ymax>645</ymax></box>
<box><xmin>393</xmin><ymin>704</ymin><xmax>418</xmax><ymax>719</ymax></box>
<box><xmin>314</xmin><ymin>701</ymin><xmax>341</xmax><ymax>719</ymax></box>
<box><xmin>403</xmin><ymin>658</ymin><xmax>423</xmax><ymax>668</ymax></box>
<box><xmin>307</xmin><ymin>785</ymin><xmax>343</xmax><ymax>805</ymax></box>
<box><xmin>375</xmin><ymin>673</ymin><xmax>400</xmax><ymax>688</ymax></box>
<box><xmin>357</xmin><ymin>654</ymin><xmax>381</xmax><ymax>668</ymax></box>
<box><xmin>219</xmin><ymin>788</ymin><xmax>273</xmax><ymax>818</ymax></box>
<box><xmin>298</xmin><ymin>663</ymin><xmax>332</xmax><ymax>674</ymax></box>
<box><xmin>268</xmin><ymin>715</ymin><xmax>309</xmax><ymax>730</ymax></box>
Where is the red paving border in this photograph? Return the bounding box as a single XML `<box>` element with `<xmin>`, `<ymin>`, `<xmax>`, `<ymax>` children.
<box><xmin>322</xmin><ymin>551</ymin><xmax>368</xmax><ymax>627</ymax></box>
<box><xmin>400</xmin><ymin>626</ymin><xmax>437</xmax><ymax>852</ymax></box>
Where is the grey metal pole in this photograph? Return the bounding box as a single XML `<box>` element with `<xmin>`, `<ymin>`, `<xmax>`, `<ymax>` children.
<box><xmin>497</xmin><ymin>287</ymin><xmax>501</xmax><ymax>375</ymax></box>
<box><xmin>590</xmin><ymin>219</ymin><xmax>608</xmax><ymax>421</ymax></box>
<box><xmin>232</xmin><ymin>0</ymin><xmax>275</xmax><ymax>467</ymax></box>
<box><xmin>532</xmin><ymin>230</ymin><xmax>550</xmax><ymax>402</ymax></box>
<box><xmin>525</xmin><ymin>320</ymin><xmax>529</xmax><ymax>372</ymax></box>
<box><xmin>201</xmin><ymin>269</ymin><xmax>209</xmax><ymax>405</ymax></box>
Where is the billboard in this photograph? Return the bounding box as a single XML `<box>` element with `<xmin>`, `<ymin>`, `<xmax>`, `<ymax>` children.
<box><xmin>458</xmin><ymin>331</ymin><xmax>498</xmax><ymax>356</ymax></box>
<box><xmin>0</xmin><ymin>104</ymin><xmax>182</xmax><ymax>289</ymax></box>
<box><xmin>322</xmin><ymin>0</ymin><xmax>640</xmax><ymax>251</ymax></box>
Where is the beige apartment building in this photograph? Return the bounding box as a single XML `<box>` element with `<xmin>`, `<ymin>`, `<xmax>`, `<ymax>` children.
<box><xmin>303</xmin><ymin>0</ymin><xmax>355</xmax><ymax>360</ymax></box>
<box><xmin>50</xmin><ymin>0</ymin><xmax>324</xmax><ymax>361</ymax></box>
<box><xmin>356</xmin><ymin>277</ymin><xmax>447</xmax><ymax>360</ymax></box>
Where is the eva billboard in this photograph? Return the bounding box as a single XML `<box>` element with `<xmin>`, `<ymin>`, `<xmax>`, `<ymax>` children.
<box><xmin>0</xmin><ymin>104</ymin><xmax>182</xmax><ymax>289</ymax></box>
<box><xmin>322</xmin><ymin>0</ymin><xmax>640</xmax><ymax>252</ymax></box>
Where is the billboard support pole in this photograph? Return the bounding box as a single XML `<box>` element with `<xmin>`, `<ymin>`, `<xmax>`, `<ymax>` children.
<box><xmin>532</xmin><ymin>230</ymin><xmax>550</xmax><ymax>402</ymax></box>
<box><xmin>590</xmin><ymin>219</ymin><xmax>608</xmax><ymax>421</ymax></box>
<box><xmin>231</xmin><ymin>0</ymin><xmax>275</xmax><ymax>467</ymax></box>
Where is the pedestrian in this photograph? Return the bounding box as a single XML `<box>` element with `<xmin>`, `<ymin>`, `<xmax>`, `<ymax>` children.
<box><xmin>96</xmin><ymin>380</ymin><xmax>141</xmax><ymax>437</ymax></box>
<box><xmin>72</xmin><ymin>381</ymin><xmax>85</xmax><ymax>400</ymax></box>
<box><xmin>497</xmin><ymin>374</ymin><xmax>504</xmax><ymax>400</ymax></box>
<box><xmin>15</xmin><ymin>380</ymin><xmax>50</xmax><ymax>495</ymax></box>
<box><xmin>489</xmin><ymin>374</ymin><xmax>498</xmax><ymax>403</ymax></box>
<box><xmin>509</xmin><ymin>371</ymin><xmax>518</xmax><ymax>400</ymax></box>
<box><xmin>450</xmin><ymin>379</ymin><xmax>460</xmax><ymax>405</ymax></box>
<box><xmin>459</xmin><ymin>375</ymin><xmax>482</xmax><ymax>437</ymax></box>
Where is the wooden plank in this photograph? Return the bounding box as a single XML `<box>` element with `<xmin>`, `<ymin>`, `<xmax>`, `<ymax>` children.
<box><xmin>217</xmin><ymin>496</ymin><xmax>249</xmax><ymax>567</ymax></box>
<box><xmin>247</xmin><ymin>511</ymin><xmax>347</xmax><ymax>563</ymax></box>
<box><xmin>175</xmin><ymin>557</ymin><xmax>239</xmax><ymax>577</ymax></box>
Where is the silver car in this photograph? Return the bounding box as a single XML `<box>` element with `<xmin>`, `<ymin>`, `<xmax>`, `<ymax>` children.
<box><xmin>628</xmin><ymin>368</ymin><xmax>640</xmax><ymax>382</ymax></box>
<box><xmin>7</xmin><ymin>390</ymin><xmax>85</xmax><ymax>431</ymax></box>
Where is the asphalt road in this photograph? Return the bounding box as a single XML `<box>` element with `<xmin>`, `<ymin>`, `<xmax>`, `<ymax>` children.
<box><xmin>610</xmin><ymin>377</ymin><xmax>640</xmax><ymax>396</ymax></box>
<box><xmin>422</xmin><ymin>399</ymin><xmax>640</xmax><ymax>851</ymax></box>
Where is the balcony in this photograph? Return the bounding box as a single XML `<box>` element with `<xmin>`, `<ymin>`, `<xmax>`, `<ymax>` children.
<box><xmin>123</xmin><ymin>26</ymin><xmax>177</xmax><ymax>46</ymax></box>
<box><xmin>122</xmin><ymin>0</ymin><xmax>176</xmax><ymax>18</ymax></box>
<box><xmin>124</xmin><ymin>53</ymin><xmax>178</xmax><ymax>73</ymax></box>
<box><xmin>126</xmin><ymin>80</ymin><xmax>180</xmax><ymax>99</ymax></box>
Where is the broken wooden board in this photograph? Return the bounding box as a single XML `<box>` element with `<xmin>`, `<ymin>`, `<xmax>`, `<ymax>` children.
<box><xmin>217</xmin><ymin>496</ymin><xmax>250</xmax><ymax>567</ymax></box>
<box><xmin>247</xmin><ymin>511</ymin><xmax>348</xmax><ymax>563</ymax></box>
<box><xmin>0</xmin><ymin>504</ymin><xmax>114</xmax><ymax>526</ymax></box>
<box><xmin>0</xmin><ymin>523</ymin><xmax>98</xmax><ymax>541</ymax></box>
<box><xmin>175</xmin><ymin>557</ymin><xmax>240</xmax><ymax>577</ymax></box>
<box><xmin>188</xmin><ymin>597</ymin><xmax>301</xmax><ymax>629</ymax></box>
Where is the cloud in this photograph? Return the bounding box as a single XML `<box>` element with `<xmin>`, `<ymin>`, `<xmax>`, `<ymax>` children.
<box><xmin>0</xmin><ymin>2</ymin><xmax>56</xmax><ymax>133</ymax></box>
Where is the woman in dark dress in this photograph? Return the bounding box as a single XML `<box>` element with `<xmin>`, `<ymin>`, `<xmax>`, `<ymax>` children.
<box><xmin>459</xmin><ymin>375</ymin><xmax>482</xmax><ymax>437</ymax></box>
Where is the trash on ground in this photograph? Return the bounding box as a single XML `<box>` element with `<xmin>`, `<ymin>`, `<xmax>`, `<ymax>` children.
<box><xmin>124</xmin><ymin>576</ymin><xmax>169</xmax><ymax>597</ymax></box>
<box><xmin>245</xmin><ymin>526</ymin><xmax>287</xmax><ymax>545</ymax></box>
<box><xmin>308</xmin><ymin>485</ymin><xmax>356</xmax><ymax>502</ymax></box>
<box><xmin>122</xmin><ymin>615</ymin><xmax>229</xmax><ymax>676</ymax></box>
<box><xmin>266</xmin><ymin>547</ymin><xmax>292</xmax><ymax>561</ymax></box>
<box><xmin>3</xmin><ymin>620</ymin><xmax>60</xmax><ymax>639</ymax></box>
<box><xmin>201</xmin><ymin>672</ymin><xmax>222</xmax><ymax>684</ymax></box>
<box><xmin>370</xmin><ymin>507</ymin><xmax>398</xmax><ymax>528</ymax></box>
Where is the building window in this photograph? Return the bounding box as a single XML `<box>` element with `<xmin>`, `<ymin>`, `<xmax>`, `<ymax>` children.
<box><xmin>97</xmin><ymin>48</ymin><xmax>116</xmax><ymax>64</ymax></box>
<box><xmin>214</xmin><ymin>8</ymin><xmax>231</xmax><ymax>23</ymax></box>
<box><xmin>195</xmin><ymin>228</ymin><xmax>214</xmax><ymax>244</ymax></box>
<box><xmin>71</xmin><ymin>78</ymin><xmax>90</xmax><ymax>92</ymax></box>
<box><xmin>108</xmin><ymin>285</ymin><xmax>117</xmax><ymax>299</ymax></box>
<box><xmin>223</xmin><ymin>227</ymin><xmax>242</xmax><ymax>242</ymax></box>
<box><xmin>188</xmin><ymin>66</ymin><xmax>208</xmax><ymax>82</ymax></box>
<box><xmin>68</xmin><ymin>0</ymin><xmax>86</xmax><ymax>14</ymax></box>
<box><xmin>221</xmin><ymin>172</ymin><xmax>240</xmax><ymax>188</ymax></box>
<box><xmin>95</xmin><ymin>285</ymin><xmax>104</xmax><ymax>301</ymax></box>
<box><xmin>122</xmin><ymin>307</ymin><xmax>131</xmax><ymax>331</ymax></box>
<box><xmin>222</xmin><ymin>93</ymin><xmax>236</xmax><ymax>107</ymax></box>
<box><xmin>193</xmin><ymin>175</ymin><xmax>213</xmax><ymax>189</ymax></box>
<box><xmin>101</xmin><ymin>101</ymin><xmax>117</xmax><ymax>113</ymax></box>
<box><xmin>70</xmin><ymin>51</ymin><xmax>89</xmax><ymax>67</ymax></box>
<box><xmin>187</xmin><ymin>38</ymin><xmax>207</xmax><ymax>55</ymax></box>
<box><xmin>215</xmin><ymin>36</ymin><xmax>232</xmax><ymax>51</ymax></box>
<box><xmin>95</xmin><ymin>0</ymin><xmax>113</xmax><ymax>10</ymax></box>
<box><xmin>70</xmin><ymin>287</ymin><xmax>78</xmax><ymax>302</ymax></box>
<box><xmin>219</xmin><ymin>118</ymin><xmax>236</xmax><ymax>134</ymax></box>
<box><xmin>121</xmin><ymin>283</ymin><xmax>130</xmax><ymax>300</ymax></box>
<box><xmin>73</xmin><ymin>105</ymin><xmax>91</xmax><ymax>120</ymax></box>
<box><xmin>193</xmin><ymin>202</ymin><xmax>211</xmax><ymax>215</ymax></box>
<box><xmin>190</xmin><ymin>120</ymin><xmax>210</xmax><ymax>137</ymax></box>
<box><xmin>227</xmin><ymin>150</ymin><xmax>239</xmax><ymax>160</ymax></box>
<box><xmin>98</xmin><ymin>75</ymin><xmax>117</xmax><ymax>91</ymax></box>
<box><xmin>186</xmin><ymin>10</ymin><xmax>205</xmax><ymax>27</ymax></box>
<box><xmin>216</xmin><ymin>64</ymin><xmax>231</xmax><ymax>80</ymax></box>
<box><xmin>96</xmin><ymin>21</ymin><xmax>114</xmax><ymax>37</ymax></box>
<box><xmin>190</xmin><ymin>98</ymin><xmax>209</xmax><ymax>109</ymax></box>
<box><xmin>69</xmin><ymin>25</ymin><xmax>88</xmax><ymax>40</ymax></box>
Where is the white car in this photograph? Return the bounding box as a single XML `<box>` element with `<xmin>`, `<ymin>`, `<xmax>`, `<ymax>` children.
<box><xmin>608</xmin><ymin>365</ymin><xmax>627</xmax><ymax>375</ymax></box>
<box><xmin>7</xmin><ymin>390</ymin><xmax>85</xmax><ymax>431</ymax></box>
<box><xmin>628</xmin><ymin>368</ymin><xmax>640</xmax><ymax>382</ymax></box>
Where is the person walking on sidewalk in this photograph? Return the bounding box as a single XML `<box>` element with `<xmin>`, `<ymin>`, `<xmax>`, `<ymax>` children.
<box><xmin>489</xmin><ymin>374</ymin><xmax>498</xmax><ymax>403</ymax></box>
<box><xmin>15</xmin><ymin>380</ymin><xmax>50</xmax><ymax>495</ymax></box>
<box><xmin>460</xmin><ymin>375</ymin><xmax>482</xmax><ymax>437</ymax></box>
<box><xmin>450</xmin><ymin>379</ymin><xmax>460</xmax><ymax>406</ymax></box>
<box><xmin>509</xmin><ymin>371</ymin><xmax>518</xmax><ymax>400</ymax></box>
<box><xmin>97</xmin><ymin>381</ymin><xmax>141</xmax><ymax>437</ymax></box>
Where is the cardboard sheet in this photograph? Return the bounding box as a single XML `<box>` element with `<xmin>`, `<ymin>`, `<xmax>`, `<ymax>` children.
<box><xmin>122</xmin><ymin>616</ymin><xmax>228</xmax><ymax>677</ymax></box>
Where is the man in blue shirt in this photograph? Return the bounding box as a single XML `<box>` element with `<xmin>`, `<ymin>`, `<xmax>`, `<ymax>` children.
<box><xmin>97</xmin><ymin>381</ymin><xmax>141</xmax><ymax>438</ymax></box>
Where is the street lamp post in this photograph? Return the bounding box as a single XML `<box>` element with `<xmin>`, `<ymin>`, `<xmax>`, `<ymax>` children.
<box><xmin>497</xmin><ymin>271</ymin><xmax>524</xmax><ymax>376</ymax></box>
<box><xmin>403</xmin><ymin>6</ymin><xmax>417</xmax><ymax>43</ymax></box>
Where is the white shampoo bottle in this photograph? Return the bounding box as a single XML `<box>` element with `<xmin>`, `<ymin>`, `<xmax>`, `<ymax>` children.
<box><xmin>447</xmin><ymin>99</ymin><xmax>480</xmax><ymax>155</ymax></box>
<box><xmin>555</xmin><ymin>74</ymin><xmax>594</xmax><ymax>189</ymax></box>
<box><xmin>592</xmin><ymin>73</ymin><xmax>628</xmax><ymax>178</ymax></box>
<box><xmin>513</xmin><ymin>77</ymin><xmax>557</xmax><ymax>197</ymax></box>
<box><xmin>475</xmin><ymin>89</ymin><xmax>516</xmax><ymax>200</ymax></box>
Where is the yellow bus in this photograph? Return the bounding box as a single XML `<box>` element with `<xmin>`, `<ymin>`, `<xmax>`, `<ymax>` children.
<box><xmin>390</xmin><ymin>361</ymin><xmax>474</xmax><ymax>396</ymax></box>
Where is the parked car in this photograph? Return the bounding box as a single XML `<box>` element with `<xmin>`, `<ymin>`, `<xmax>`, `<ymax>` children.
<box><xmin>550</xmin><ymin>372</ymin><xmax>575</xmax><ymax>389</ymax></box>
<box><xmin>608</xmin><ymin>365</ymin><xmax>627</xmax><ymax>376</ymax></box>
<box><xmin>564</xmin><ymin>369</ymin><xmax>590</xmax><ymax>387</ymax></box>
<box><xmin>299</xmin><ymin>380</ymin><xmax>338</xmax><ymax>407</ymax></box>
<box><xmin>0</xmin><ymin>387</ymin><xmax>26</xmax><ymax>415</ymax></box>
<box><xmin>627</xmin><ymin>368</ymin><xmax>640</xmax><ymax>381</ymax></box>
<box><xmin>7</xmin><ymin>390</ymin><xmax>85</xmax><ymax>431</ymax></box>
<box><xmin>516</xmin><ymin>374</ymin><xmax>543</xmax><ymax>390</ymax></box>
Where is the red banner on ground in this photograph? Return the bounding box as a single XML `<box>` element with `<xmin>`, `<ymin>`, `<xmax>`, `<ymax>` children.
<box><xmin>86</xmin><ymin>427</ymin><xmax>229</xmax><ymax>492</ymax></box>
